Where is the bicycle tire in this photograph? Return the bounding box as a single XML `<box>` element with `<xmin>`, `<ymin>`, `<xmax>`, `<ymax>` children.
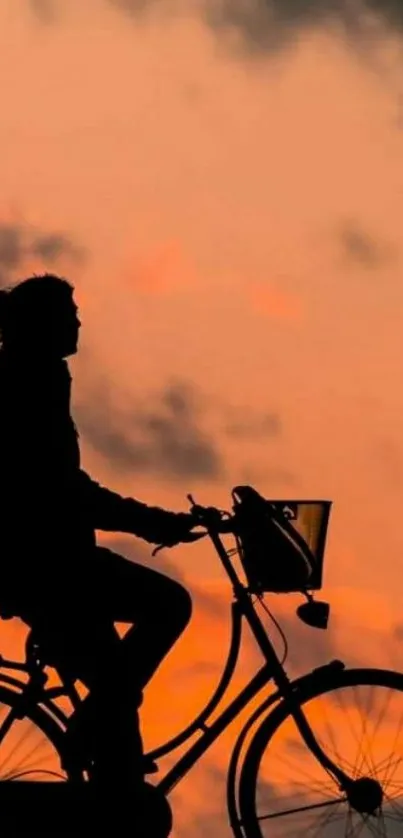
<box><xmin>237</xmin><ymin>666</ymin><xmax>403</xmax><ymax>838</ymax></box>
<box><xmin>0</xmin><ymin>676</ymin><xmax>80</xmax><ymax>782</ymax></box>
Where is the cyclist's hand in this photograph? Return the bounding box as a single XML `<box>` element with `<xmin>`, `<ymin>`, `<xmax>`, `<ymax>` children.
<box><xmin>151</xmin><ymin>512</ymin><xmax>202</xmax><ymax>556</ymax></box>
<box><xmin>188</xmin><ymin>503</ymin><xmax>224</xmax><ymax>530</ymax></box>
<box><xmin>156</xmin><ymin>512</ymin><xmax>197</xmax><ymax>547</ymax></box>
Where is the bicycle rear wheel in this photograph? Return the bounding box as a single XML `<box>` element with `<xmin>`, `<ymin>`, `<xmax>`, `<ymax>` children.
<box><xmin>238</xmin><ymin>667</ymin><xmax>403</xmax><ymax>837</ymax></box>
<box><xmin>0</xmin><ymin>677</ymin><xmax>77</xmax><ymax>782</ymax></box>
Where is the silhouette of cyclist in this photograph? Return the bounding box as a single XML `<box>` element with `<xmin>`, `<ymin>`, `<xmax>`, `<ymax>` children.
<box><xmin>0</xmin><ymin>273</ymin><xmax>197</xmax><ymax>790</ymax></box>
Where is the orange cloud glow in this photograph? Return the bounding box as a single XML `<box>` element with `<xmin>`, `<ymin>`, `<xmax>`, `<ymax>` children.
<box><xmin>248</xmin><ymin>281</ymin><xmax>303</xmax><ymax>321</ymax></box>
<box><xmin>1</xmin><ymin>3</ymin><xmax>403</xmax><ymax>834</ymax></box>
<box><xmin>124</xmin><ymin>240</ymin><xmax>197</xmax><ymax>296</ymax></box>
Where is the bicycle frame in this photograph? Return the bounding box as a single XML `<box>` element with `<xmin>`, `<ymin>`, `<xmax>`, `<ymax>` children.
<box><xmin>152</xmin><ymin>527</ymin><xmax>352</xmax><ymax>798</ymax></box>
<box><xmin>0</xmin><ymin>523</ymin><xmax>352</xmax><ymax>799</ymax></box>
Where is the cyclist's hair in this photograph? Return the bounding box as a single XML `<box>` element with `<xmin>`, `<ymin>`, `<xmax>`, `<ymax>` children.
<box><xmin>0</xmin><ymin>273</ymin><xmax>74</xmax><ymax>347</ymax></box>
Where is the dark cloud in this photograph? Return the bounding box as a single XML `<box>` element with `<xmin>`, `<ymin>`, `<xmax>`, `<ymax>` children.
<box><xmin>0</xmin><ymin>227</ymin><xmax>24</xmax><ymax>274</ymax></box>
<box><xmin>339</xmin><ymin>221</ymin><xmax>393</xmax><ymax>269</ymax></box>
<box><xmin>77</xmin><ymin>380</ymin><xmax>224</xmax><ymax>483</ymax></box>
<box><xmin>0</xmin><ymin>222</ymin><xmax>85</xmax><ymax>287</ymax></box>
<box><xmin>105</xmin><ymin>0</ymin><xmax>403</xmax><ymax>43</ymax></box>
<box><xmin>204</xmin><ymin>0</ymin><xmax>403</xmax><ymax>55</ymax></box>
<box><xmin>29</xmin><ymin>0</ymin><xmax>403</xmax><ymax>56</ymax></box>
<box><xmin>204</xmin><ymin>0</ymin><xmax>332</xmax><ymax>53</ymax></box>
<box><xmin>31</xmin><ymin>232</ymin><xmax>84</xmax><ymax>264</ymax></box>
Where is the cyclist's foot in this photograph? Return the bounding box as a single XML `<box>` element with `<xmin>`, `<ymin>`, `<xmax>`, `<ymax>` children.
<box><xmin>142</xmin><ymin>755</ymin><xmax>158</xmax><ymax>775</ymax></box>
<box><xmin>88</xmin><ymin>754</ymin><xmax>158</xmax><ymax>779</ymax></box>
<box><xmin>62</xmin><ymin>751</ymin><xmax>156</xmax><ymax>778</ymax></box>
<box><xmin>64</xmin><ymin>748</ymin><xmax>158</xmax><ymax>778</ymax></box>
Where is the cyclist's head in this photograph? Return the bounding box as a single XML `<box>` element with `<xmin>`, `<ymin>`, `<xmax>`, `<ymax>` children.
<box><xmin>0</xmin><ymin>273</ymin><xmax>81</xmax><ymax>358</ymax></box>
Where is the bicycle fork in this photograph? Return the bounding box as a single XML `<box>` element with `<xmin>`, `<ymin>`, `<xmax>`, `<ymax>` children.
<box><xmin>239</xmin><ymin>589</ymin><xmax>353</xmax><ymax>794</ymax></box>
<box><xmin>207</xmin><ymin>527</ymin><xmax>354</xmax><ymax>794</ymax></box>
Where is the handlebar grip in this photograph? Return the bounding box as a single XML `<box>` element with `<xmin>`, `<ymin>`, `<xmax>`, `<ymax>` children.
<box><xmin>190</xmin><ymin>505</ymin><xmax>223</xmax><ymax>528</ymax></box>
<box><xmin>187</xmin><ymin>495</ymin><xmax>234</xmax><ymax>533</ymax></box>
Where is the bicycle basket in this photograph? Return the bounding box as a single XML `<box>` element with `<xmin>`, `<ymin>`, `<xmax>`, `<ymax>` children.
<box><xmin>231</xmin><ymin>486</ymin><xmax>332</xmax><ymax>594</ymax></box>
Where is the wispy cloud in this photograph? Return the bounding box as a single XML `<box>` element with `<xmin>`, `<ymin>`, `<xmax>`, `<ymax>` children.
<box><xmin>77</xmin><ymin>379</ymin><xmax>224</xmax><ymax>482</ymax></box>
<box><xmin>223</xmin><ymin>408</ymin><xmax>282</xmax><ymax>439</ymax></box>
<box><xmin>31</xmin><ymin>232</ymin><xmax>83</xmax><ymax>263</ymax></box>
<box><xmin>0</xmin><ymin>222</ymin><xmax>85</xmax><ymax>287</ymax></box>
<box><xmin>0</xmin><ymin>227</ymin><xmax>24</xmax><ymax>275</ymax></box>
<box><xmin>28</xmin><ymin>0</ymin><xmax>403</xmax><ymax>56</ymax></box>
<box><xmin>338</xmin><ymin>220</ymin><xmax>395</xmax><ymax>270</ymax></box>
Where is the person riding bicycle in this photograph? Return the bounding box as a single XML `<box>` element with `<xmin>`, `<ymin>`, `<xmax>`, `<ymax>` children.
<box><xmin>0</xmin><ymin>272</ymin><xmax>197</xmax><ymax>789</ymax></box>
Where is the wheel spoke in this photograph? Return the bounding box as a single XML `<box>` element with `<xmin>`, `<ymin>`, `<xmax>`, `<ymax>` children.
<box><xmin>240</xmin><ymin>668</ymin><xmax>403</xmax><ymax>837</ymax></box>
<box><xmin>0</xmin><ymin>682</ymin><xmax>78</xmax><ymax>783</ymax></box>
<box><xmin>258</xmin><ymin>795</ymin><xmax>347</xmax><ymax>821</ymax></box>
<box><xmin>383</xmin><ymin>790</ymin><xmax>403</xmax><ymax>819</ymax></box>
<box><xmin>5</xmin><ymin>733</ymin><xmax>57</xmax><ymax>778</ymax></box>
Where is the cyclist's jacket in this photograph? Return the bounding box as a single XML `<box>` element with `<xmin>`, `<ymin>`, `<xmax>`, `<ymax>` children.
<box><xmin>0</xmin><ymin>351</ymin><xmax>181</xmax><ymax>574</ymax></box>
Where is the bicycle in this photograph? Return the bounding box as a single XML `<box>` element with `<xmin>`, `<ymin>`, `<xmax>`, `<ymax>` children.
<box><xmin>0</xmin><ymin>484</ymin><xmax>401</xmax><ymax>837</ymax></box>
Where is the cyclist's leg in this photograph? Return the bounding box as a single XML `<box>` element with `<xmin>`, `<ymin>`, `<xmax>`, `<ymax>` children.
<box><xmin>30</xmin><ymin>607</ymin><xmax>145</xmax><ymax>788</ymax></box>
<box><xmin>93</xmin><ymin>546</ymin><xmax>193</xmax><ymax>695</ymax></box>
<box><xmin>74</xmin><ymin>622</ymin><xmax>145</xmax><ymax>789</ymax></box>
<box><xmin>28</xmin><ymin>544</ymin><xmax>192</xmax><ymax>782</ymax></box>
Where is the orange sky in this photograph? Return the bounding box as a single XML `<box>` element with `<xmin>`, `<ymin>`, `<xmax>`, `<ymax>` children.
<box><xmin>2</xmin><ymin>1</ymin><xmax>403</xmax><ymax>835</ymax></box>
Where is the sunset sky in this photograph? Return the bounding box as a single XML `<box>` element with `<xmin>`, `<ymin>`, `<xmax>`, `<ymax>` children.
<box><xmin>2</xmin><ymin>0</ymin><xmax>403</xmax><ymax>834</ymax></box>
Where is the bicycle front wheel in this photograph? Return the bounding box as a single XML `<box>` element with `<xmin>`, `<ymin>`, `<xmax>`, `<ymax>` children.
<box><xmin>238</xmin><ymin>667</ymin><xmax>403</xmax><ymax>837</ymax></box>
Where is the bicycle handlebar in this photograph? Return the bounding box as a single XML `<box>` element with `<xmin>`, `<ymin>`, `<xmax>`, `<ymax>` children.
<box><xmin>151</xmin><ymin>496</ymin><xmax>234</xmax><ymax>556</ymax></box>
<box><xmin>187</xmin><ymin>494</ymin><xmax>234</xmax><ymax>533</ymax></box>
<box><xmin>187</xmin><ymin>495</ymin><xmax>222</xmax><ymax>526</ymax></box>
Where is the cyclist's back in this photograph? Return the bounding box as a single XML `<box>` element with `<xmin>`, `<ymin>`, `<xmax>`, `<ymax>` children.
<box><xmin>0</xmin><ymin>349</ymin><xmax>92</xmax><ymax>588</ymax></box>
<box><xmin>0</xmin><ymin>272</ymin><xmax>195</xmax><ymax>791</ymax></box>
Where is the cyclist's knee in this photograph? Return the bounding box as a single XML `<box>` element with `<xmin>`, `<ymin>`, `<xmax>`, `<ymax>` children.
<box><xmin>181</xmin><ymin>585</ymin><xmax>192</xmax><ymax>626</ymax></box>
<box><xmin>171</xmin><ymin>581</ymin><xmax>192</xmax><ymax>629</ymax></box>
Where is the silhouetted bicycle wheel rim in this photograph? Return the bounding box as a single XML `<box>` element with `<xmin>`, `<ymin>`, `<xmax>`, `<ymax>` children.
<box><xmin>0</xmin><ymin>679</ymin><xmax>77</xmax><ymax>782</ymax></box>
<box><xmin>238</xmin><ymin>668</ymin><xmax>403</xmax><ymax>837</ymax></box>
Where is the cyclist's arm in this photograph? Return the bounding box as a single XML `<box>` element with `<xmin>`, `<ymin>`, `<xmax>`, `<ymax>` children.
<box><xmin>77</xmin><ymin>469</ymin><xmax>193</xmax><ymax>544</ymax></box>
